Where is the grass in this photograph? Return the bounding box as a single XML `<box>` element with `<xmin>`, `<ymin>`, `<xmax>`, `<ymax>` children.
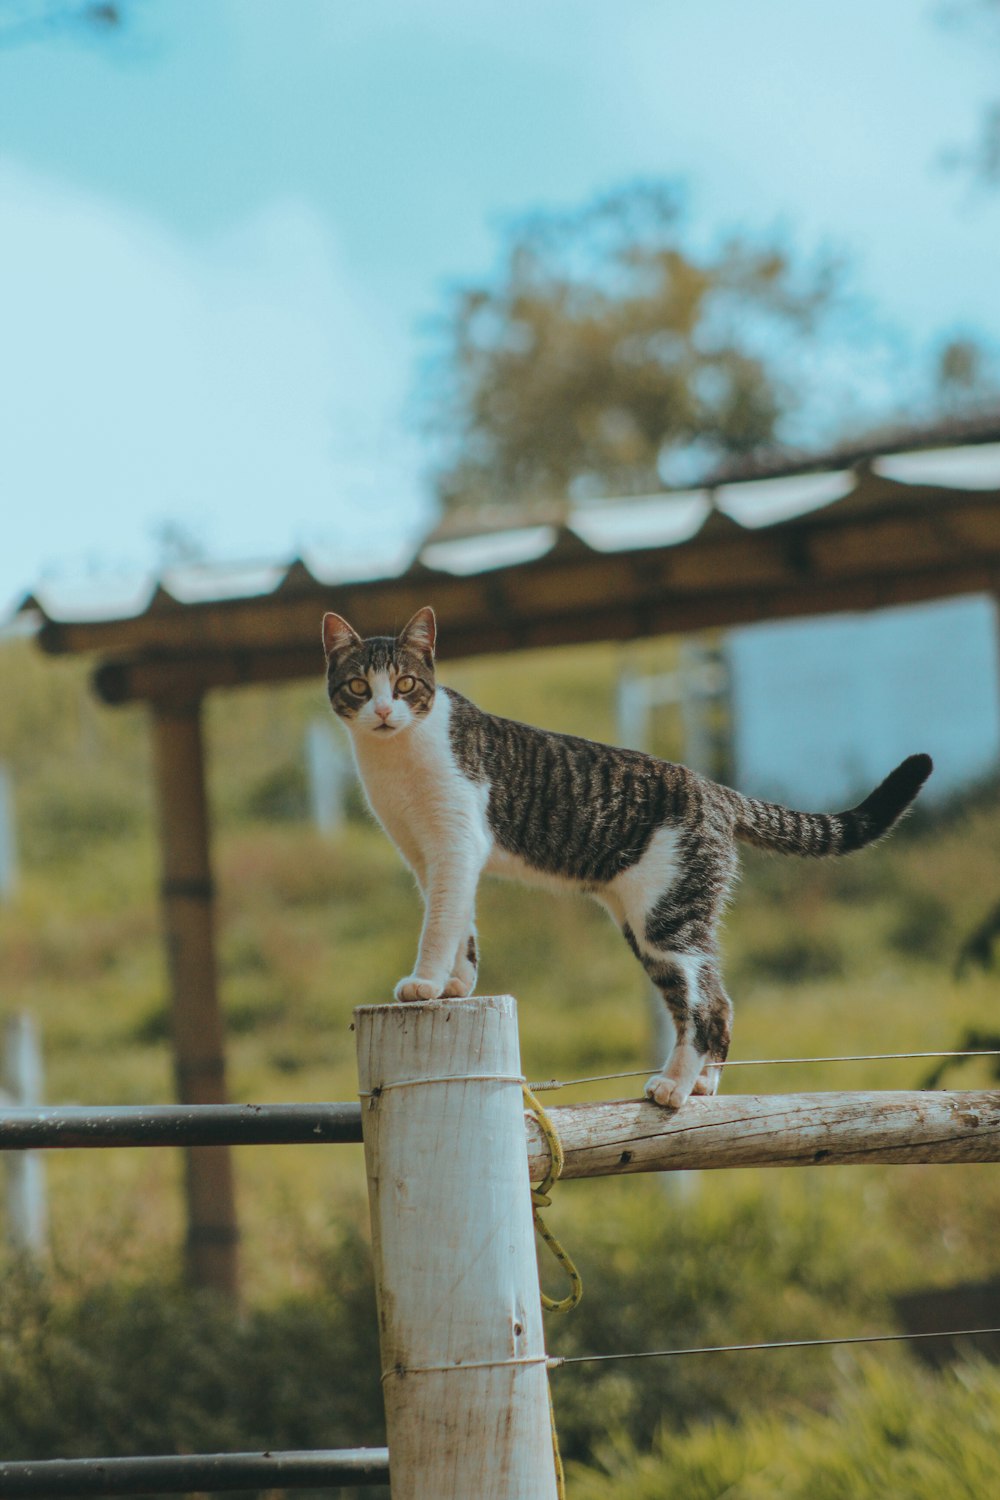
<box><xmin>2</xmin><ymin>630</ymin><xmax>1000</xmax><ymax>1491</ymax></box>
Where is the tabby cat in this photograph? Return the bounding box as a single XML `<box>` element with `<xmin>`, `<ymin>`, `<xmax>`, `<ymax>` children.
<box><xmin>323</xmin><ymin>606</ymin><xmax>932</xmax><ymax>1110</ymax></box>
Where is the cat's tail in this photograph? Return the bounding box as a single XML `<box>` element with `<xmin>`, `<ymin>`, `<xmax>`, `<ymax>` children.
<box><xmin>726</xmin><ymin>754</ymin><xmax>933</xmax><ymax>857</ymax></box>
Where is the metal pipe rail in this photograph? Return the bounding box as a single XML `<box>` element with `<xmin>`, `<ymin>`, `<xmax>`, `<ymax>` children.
<box><xmin>0</xmin><ymin>1102</ymin><xmax>363</xmax><ymax>1150</ymax></box>
<box><xmin>0</xmin><ymin>1449</ymin><xmax>390</xmax><ymax>1496</ymax></box>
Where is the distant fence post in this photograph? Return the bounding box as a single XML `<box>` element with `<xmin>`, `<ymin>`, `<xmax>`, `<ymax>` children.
<box><xmin>304</xmin><ymin>720</ymin><xmax>350</xmax><ymax>834</ymax></box>
<box><xmin>1</xmin><ymin>1014</ymin><xmax>47</xmax><ymax>1254</ymax></box>
<box><xmin>0</xmin><ymin>765</ymin><xmax>17</xmax><ymax>903</ymax></box>
<box><xmin>355</xmin><ymin>995</ymin><xmax>558</xmax><ymax>1500</ymax></box>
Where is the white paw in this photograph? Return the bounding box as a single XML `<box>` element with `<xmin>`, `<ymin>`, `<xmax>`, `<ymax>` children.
<box><xmin>644</xmin><ymin>1073</ymin><xmax>691</xmax><ymax>1111</ymax></box>
<box><xmin>394</xmin><ymin>975</ymin><xmax>444</xmax><ymax>1002</ymax></box>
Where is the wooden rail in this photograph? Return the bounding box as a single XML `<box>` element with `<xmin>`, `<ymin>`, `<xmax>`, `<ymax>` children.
<box><xmin>524</xmin><ymin>1090</ymin><xmax>1000</xmax><ymax>1179</ymax></box>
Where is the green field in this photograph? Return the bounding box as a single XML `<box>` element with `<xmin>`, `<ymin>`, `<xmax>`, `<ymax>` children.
<box><xmin>2</xmin><ymin>631</ymin><xmax>1000</xmax><ymax>1496</ymax></box>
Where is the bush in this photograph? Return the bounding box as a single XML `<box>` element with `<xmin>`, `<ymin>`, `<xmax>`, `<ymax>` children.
<box><xmin>20</xmin><ymin>777</ymin><xmax>143</xmax><ymax>865</ymax></box>
<box><xmin>240</xmin><ymin>761</ymin><xmax>310</xmax><ymax>824</ymax></box>
<box><xmin>0</xmin><ymin>1228</ymin><xmax>386</xmax><ymax>1500</ymax></box>
<box><xmin>740</xmin><ymin>931</ymin><xmax>845</xmax><ymax>985</ymax></box>
<box><xmin>569</xmin><ymin>1357</ymin><xmax>1000</xmax><ymax>1499</ymax></box>
<box><xmin>544</xmin><ymin>1176</ymin><xmax>893</xmax><ymax>1464</ymax></box>
<box><xmin>0</xmin><ymin>1178</ymin><xmax>896</xmax><ymax>1494</ymax></box>
<box><xmin>886</xmin><ymin>888</ymin><xmax>954</xmax><ymax>962</ymax></box>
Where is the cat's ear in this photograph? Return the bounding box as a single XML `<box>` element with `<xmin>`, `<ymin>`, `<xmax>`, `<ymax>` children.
<box><xmin>322</xmin><ymin>612</ymin><xmax>361</xmax><ymax>659</ymax></box>
<box><xmin>398</xmin><ymin>606</ymin><xmax>436</xmax><ymax>660</ymax></box>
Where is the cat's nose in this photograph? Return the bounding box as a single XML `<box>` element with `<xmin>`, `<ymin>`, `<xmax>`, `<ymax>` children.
<box><xmin>374</xmin><ymin>702</ymin><xmax>393</xmax><ymax>721</ymax></box>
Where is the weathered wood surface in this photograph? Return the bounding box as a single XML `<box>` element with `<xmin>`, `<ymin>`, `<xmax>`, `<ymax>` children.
<box><xmin>525</xmin><ymin>1090</ymin><xmax>1000</xmax><ymax>1179</ymax></box>
<box><xmin>356</xmin><ymin>996</ymin><xmax>558</xmax><ymax>1500</ymax></box>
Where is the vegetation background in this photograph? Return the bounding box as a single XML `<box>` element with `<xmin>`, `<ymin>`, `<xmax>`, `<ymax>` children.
<box><xmin>2</xmin><ymin>631</ymin><xmax>1000</xmax><ymax>1497</ymax></box>
<box><xmin>2</xmin><ymin>3</ymin><xmax>1000</xmax><ymax>1495</ymax></box>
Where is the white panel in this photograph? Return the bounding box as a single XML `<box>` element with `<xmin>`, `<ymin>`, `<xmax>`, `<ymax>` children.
<box><xmin>873</xmin><ymin>444</ymin><xmax>1000</xmax><ymax>490</ymax></box>
<box><xmin>728</xmin><ymin>595</ymin><xmax>1000</xmax><ymax>807</ymax></box>
<box><xmin>420</xmin><ymin>526</ymin><xmax>556</xmax><ymax>576</ymax></box>
<box><xmin>569</xmin><ymin>491</ymin><xmax>709</xmax><ymax>551</ymax></box>
<box><xmin>716</xmin><ymin>470</ymin><xmax>854</xmax><ymax>528</ymax></box>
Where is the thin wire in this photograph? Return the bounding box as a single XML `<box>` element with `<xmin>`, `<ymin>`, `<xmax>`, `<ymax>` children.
<box><xmin>359</xmin><ymin>1073</ymin><xmax>525</xmax><ymax>1097</ymax></box>
<box><xmin>548</xmin><ymin>1324</ymin><xmax>1000</xmax><ymax>1369</ymax></box>
<box><xmin>381</xmin><ymin>1353</ymin><xmax>548</xmax><ymax>1384</ymax></box>
<box><xmin>528</xmin><ymin>1049</ymin><xmax>1000</xmax><ymax>1093</ymax></box>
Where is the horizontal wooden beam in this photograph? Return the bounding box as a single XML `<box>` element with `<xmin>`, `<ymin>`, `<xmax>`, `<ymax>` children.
<box><xmin>524</xmin><ymin>1090</ymin><xmax>1000</xmax><ymax>1179</ymax></box>
<box><xmin>88</xmin><ymin>554</ymin><xmax>1000</xmax><ymax>703</ymax></box>
<box><xmin>28</xmin><ymin>485</ymin><xmax>1000</xmax><ymax>675</ymax></box>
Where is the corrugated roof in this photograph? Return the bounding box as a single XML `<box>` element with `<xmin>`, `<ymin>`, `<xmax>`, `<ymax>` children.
<box><xmin>18</xmin><ymin>442</ymin><xmax>1000</xmax><ymax>624</ymax></box>
<box><xmin>13</xmin><ymin>428</ymin><xmax>1000</xmax><ymax>704</ymax></box>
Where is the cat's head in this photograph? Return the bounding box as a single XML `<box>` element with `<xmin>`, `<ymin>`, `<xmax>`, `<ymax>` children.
<box><xmin>322</xmin><ymin>606</ymin><xmax>437</xmax><ymax>740</ymax></box>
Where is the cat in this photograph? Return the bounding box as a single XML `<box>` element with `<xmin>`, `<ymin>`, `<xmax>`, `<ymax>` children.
<box><xmin>322</xmin><ymin>605</ymin><xmax>932</xmax><ymax>1111</ymax></box>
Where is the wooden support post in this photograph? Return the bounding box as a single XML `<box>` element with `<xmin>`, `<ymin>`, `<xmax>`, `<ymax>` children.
<box><xmin>356</xmin><ymin>995</ymin><xmax>558</xmax><ymax>1500</ymax></box>
<box><xmin>150</xmin><ymin>699</ymin><xmax>238</xmax><ymax>1297</ymax></box>
<box><xmin>524</xmin><ymin>1089</ymin><xmax>1000</xmax><ymax>1179</ymax></box>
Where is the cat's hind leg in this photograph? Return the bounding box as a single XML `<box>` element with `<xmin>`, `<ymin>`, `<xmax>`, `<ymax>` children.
<box><xmin>689</xmin><ymin>958</ymin><xmax>732</xmax><ymax>1097</ymax></box>
<box><xmin>638</xmin><ymin>949</ymin><xmax>709</xmax><ymax>1110</ymax></box>
<box><xmin>639</xmin><ymin>951</ymin><xmax>732</xmax><ymax>1106</ymax></box>
<box><xmin>607</xmin><ymin>819</ymin><xmax>735</xmax><ymax>1108</ymax></box>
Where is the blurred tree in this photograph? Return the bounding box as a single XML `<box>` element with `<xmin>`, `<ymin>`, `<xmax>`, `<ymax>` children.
<box><xmin>426</xmin><ymin>182</ymin><xmax>844</xmax><ymax>510</ymax></box>
<box><xmin>945</xmin><ymin>0</ymin><xmax>1000</xmax><ymax>185</ymax></box>
<box><xmin>970</xmin><ymin>99</ymin><xmax>1000</xmax><ymax>183</ymax></box>
<box><xmin>934</xmin><ymin>333</ymin><xmax>998</xmax><ymax>409</ymax></box>
<box><xmin>0</xmin><ymin>0</ymin><xmax>124</xmax><ymax>49</ymax></box>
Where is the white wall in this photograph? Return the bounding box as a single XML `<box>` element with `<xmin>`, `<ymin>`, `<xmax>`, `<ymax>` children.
<box><xmin>728</xmin><ymin>595</ymin><xmax>1000</xmax><ymax>807</ymax></box>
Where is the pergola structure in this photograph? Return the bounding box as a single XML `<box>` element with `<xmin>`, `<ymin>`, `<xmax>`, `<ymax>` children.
<box><xmin>18</xmin><ymin>417</ymin><xmax>1000</xmax><ymax>1295</ymax></box>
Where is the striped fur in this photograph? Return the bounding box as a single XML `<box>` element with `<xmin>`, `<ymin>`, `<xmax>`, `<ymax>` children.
<box><xmin>323</xmin><ymin>606</ymin><xmax>932</xmax><ymax>1112</ymax></box>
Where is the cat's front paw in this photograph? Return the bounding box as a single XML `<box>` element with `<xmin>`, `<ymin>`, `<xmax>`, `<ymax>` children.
<box><xmin>644</xmin><ymin>1073</ymin><xmax>691</xmax><ymax>1111</ymax></box>
<box><xmin>440</xmin><ymin>975</ymin><xmax>474</xmax><ymax>998</ymax></box>
<box><xmin>394</xmin><ymin>975</ymin><xmax>444</xmax><ymax>1002</ymax></box>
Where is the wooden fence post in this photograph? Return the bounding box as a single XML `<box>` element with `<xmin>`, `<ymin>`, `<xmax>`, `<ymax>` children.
<box><xmin>1</xmin><ymin>1014</ymin><xmax>47</xmax><ymax>1254</ymax></box>
<box><xmin>355</xmin><ymin>995</ymin><xmax>559</xmax><ymax>1500</ymax></box>
<box><xmin>0</xmin><ymin>764</ymin><xmax>17</xmax><ymax>903</ymax></box>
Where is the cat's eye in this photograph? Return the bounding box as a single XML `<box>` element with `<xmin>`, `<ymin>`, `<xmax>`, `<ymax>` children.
<box><xmin>348</xmin><ymin>677</ymin><xmax>369</xmax><ymax>696</ymax></box>
<box><xmin>395</xmin><ymin>675</ymin><xmax>416</xmax><ymax>694</ymax></box>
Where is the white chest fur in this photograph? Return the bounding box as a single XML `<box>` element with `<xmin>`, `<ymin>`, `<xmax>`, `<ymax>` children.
<box><xmin>347</xmin><ymin>690</ymin><xmax>491</xmax><ymax>884</ymax></box>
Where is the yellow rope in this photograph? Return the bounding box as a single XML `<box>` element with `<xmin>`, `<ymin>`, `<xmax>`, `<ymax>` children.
<box><xmin>523</xmin><ymin>1084</ymin><xmax>583</xmax><ymax>1314</ymax></box>
<box><xmin>523</xmin><ymin>1084</ymin><xmax>578</xmax><ymax>1500</ymax></box>
<box><xmin>547</xmin><ymin>1377</ymin><xmax>566</xmax><ymax>1497</ymax></box>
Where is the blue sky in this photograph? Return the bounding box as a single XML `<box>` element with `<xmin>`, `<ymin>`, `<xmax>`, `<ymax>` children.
<box><xmin>2</xmin><ymin>0</ymin><xmax>999</xmax><ymax>615</ymax></box>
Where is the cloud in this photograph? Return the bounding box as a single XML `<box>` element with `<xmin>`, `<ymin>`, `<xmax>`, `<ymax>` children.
<box><xmin>0</xmin><ymin>160</ymin><xmax>425</xmax><ymax>607</ymax></box>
